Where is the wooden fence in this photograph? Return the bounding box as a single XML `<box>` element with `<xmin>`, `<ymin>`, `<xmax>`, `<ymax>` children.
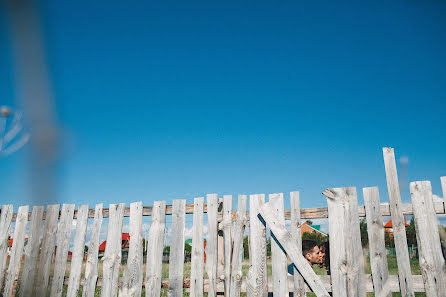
<box><xmin>0</xmin><ymin>147</ymin><xmax>445</xmax><ymax>296</ymax></box>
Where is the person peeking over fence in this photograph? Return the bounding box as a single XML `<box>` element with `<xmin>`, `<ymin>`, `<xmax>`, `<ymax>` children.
<box><xmin>319</xmin><ymin>241</ymin><xmax>330</xmax><ymax>274</ymax></box>
<box><xmin>287</xmin><ymin>240</ymin><xmax>322</xmax><ymax>275</ymax></box>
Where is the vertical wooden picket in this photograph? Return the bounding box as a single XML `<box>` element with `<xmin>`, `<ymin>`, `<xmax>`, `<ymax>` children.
<box><xmin>19</xmin><ymin>205</ymin><xmax>44</xmax><ymax>297</ymax></box>
<box><xmin>101</xmin><ymin>203</ymin><xmax>125</xmax><ymax>297</ymax></box>
<box><xmin>145</xmin><ymin>200</ymin><xmax>166</xmax><ymax>297</ymax></box>
<box><xmin>410</xmin><ymin>181</ymin><xmax>446</xmax><ymax>296</ymax></box>
<box><xmin>230</xmin><ymin>195</ymin><xmax>247</xmax><ymax>297</ymax></box>
<box><xmin>3</xmin><ymin>205</ymin><xmax>29</xmax><ymax>297</ymax></box>
<box><xmin>120</xmin><ymin>201</ymin><xmax>144</xmax><ymax>297</ymax></box>
<box><xmin>50</xmin><ymin>203</ymin><xmax>75</xmax><ymax>297</ymax></box>
<box><xmin>247</xmin><ymin>194</ymin><xmax>267</xmax><ymax>297</ymax></box>
<box><xmin>82</xmin><ymin>203</ymin><xmax>103</xmax><ymax>297</ymax></box>
<box><xmin>363</xmin><ymin>187</ymin><xmax>391</xmax><ymax>297</ymax></box>
<box><xmin>205</xmin><ymin>194</ymin><xmax>218</xmax><ymax>297</ymax></box>
<box><xmin>35</xmin><ymin>204</ymin><xmax>60</xmax><ymax>297</ymax></box>
<box><xmin>190</xmin><ymin>197</ymin><xmax>204</xmax><ymax>297</ymax></box>
<box><xmin>269</xmin><ymin>193</ymin><xmax>287</xmax><ymax>297</ymax></box>
<box><xmin>0</xmin><ymin>204</ymin><xmax>13</xmax><ymax>288</ymax></box>
<box><xmin>290</xmin><ymin>191</ymin><xmax>305</xmax><ymax>297</ymax></box>
<box><xmin>441</xmin><ymin>176</ymin><xmax>446</xmax><ymax>204</ymax></box>
<box><xmin>383</xmin><ymin>147</ymin><xmax>414</xmax><ymax>297</ymax></box>
<box><xmin>222</xmin><ymin>195</ymin><xmax>233</xmax><ymax>296</ymax></box>
<box><xmin>323</xmin><ymin>187</ymin><xmax>365</xmax><ymax>297</ymax></box>
<box><xmin>168</xmin><ymin>199</ymin><xmax>186</xmax><ymax>297</ymax></box>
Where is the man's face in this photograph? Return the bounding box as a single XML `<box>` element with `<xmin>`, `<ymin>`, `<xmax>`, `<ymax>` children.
<box><xmin>305</xmin><ymin>246</ymin><xmax>322</xmax><ymax>265</ymax></box>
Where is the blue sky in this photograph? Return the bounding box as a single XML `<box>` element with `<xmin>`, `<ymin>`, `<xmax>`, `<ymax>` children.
<box><xmin>1</xmin><ymin>0</ymin><xmax>446</xmax><ymax>213</ymax></box>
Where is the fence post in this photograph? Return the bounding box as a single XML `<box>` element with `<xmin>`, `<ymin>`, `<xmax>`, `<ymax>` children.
<box><xmin>190</xmin><ymin>197</ymin><xmax>204</xmax><ymax>297</ymax></box>
<box><xmin>290</xmin><ymin>192</ymin><xmax>305</xmax><ymax>297</ymax></box>
<box><xmin>0</xmin><ymin>204</ymin><xmax>13</xmax><ymax>289</ymax></box>
<box><xmin>168</xmin><ymin>199</ymin><xmax>186</xmax><ymax>297</ymax></box>
<box><xmin>222</xmin><ymin>195</ymin><xmax>233</xmax><ymax>296</ymax></box>
<box><xmin>230</xmin><ymin>195</ymin><xmax>247</xmax><ymax>297</ymax></box>
<box><xmin>206</xmin><ymin>194</ymin><xmax>218</xmax><ymax>297</ymax></box>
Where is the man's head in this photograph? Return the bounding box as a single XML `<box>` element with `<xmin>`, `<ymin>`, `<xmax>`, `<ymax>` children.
<box><xmin>302</xmin><ymin>240</ymin><xmax>321</xmax><ymax>265</ymax></box>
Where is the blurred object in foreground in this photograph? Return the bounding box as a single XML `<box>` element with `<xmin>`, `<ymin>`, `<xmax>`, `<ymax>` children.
<box><xmin>0</xmin><ymin>105</ymin><xmax>30</xmax><ymax>157</ymax></box>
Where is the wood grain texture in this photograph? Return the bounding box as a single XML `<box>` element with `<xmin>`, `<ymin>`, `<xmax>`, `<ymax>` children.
<box><xmin>290</xmin><ymin>192</ymin><xmax>305</xmax><ymax>297</ymax></box>
<box><xmin>441</xmin><ymin>177</ymin><xmax>446</xmax><ymax>203</ymax></box>
<box><xmin>0</xmin><ymin>204</ymin><xmax>13</xmax><ymax>288</ymax></box>
<box><xmin>221</xmin><ymin>195</ymin><xmax>233</xmax><ymax>296</ymax></box>
<box><xmin>230</xmin><ymin>195</ymin><xmax>247</xmax><ymax>297</ymax></box>
<box><xmin>168</xmin><ymin>200</ymin><xmax>186</xmax><ymax>297</ymax></box>
<box><xmin>205</xmin><ymin>194</ymin><xmax>218</xmax><ymax>297</ymax></box>
<box><xmin>101</xmin><ymin>203</ymin><xmax>125</xmax><ymax>297</ymax></box>
<box><xmin>145</xmin><ymin>201</ymin><xmax>166</xmax><ymax>297</ymax></box>
<box><xmin>82</xmin><ymin>203</ymin><xmax>103</xmax><ymax>297</ymax></box>
<box><xmin>120</xmin><ymin>201</ymin><xmax>144</xmax><ymax>297</ymax></box>
<box><xmin>410</xmin><ymin>181</ymin><xmax>446</xmax><ymax>296</ymax></box>
<box><xmin>323</xmin><ymin>187</ymin><xmax>365</xmax><ymax>297</ymax></box>
<box><xmin>383</xmin><ymin>147</ymin><xmax>414</xmax><ymax>297</ymax></box>
<box><xmin>363</xmin><ymin>187</ymin><xmax>391</xmax><ymax>297</ymax></box>
<box><xmin>190</xmin><ymin>197</ymin><xmax>204</xmax><ymax>297</ymax></box>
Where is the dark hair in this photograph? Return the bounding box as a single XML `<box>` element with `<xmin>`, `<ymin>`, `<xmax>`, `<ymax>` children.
<box><xmin>319</xmin><ymin>241</ymin><xmax>330</xmax><ymax>273</ymax></box>
<box><xmin>302</xmin><ymin>240</ymin><xmax>318</xmax><ymax>256</ymax></box>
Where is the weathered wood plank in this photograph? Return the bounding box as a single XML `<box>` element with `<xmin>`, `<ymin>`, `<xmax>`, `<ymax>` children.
<box><xmin>290</xmin><ymin>192</ymin><xmax>305</xmax><ymax>297</ymax></box>
<box><xmin>19</xmin><ymin>205</ymin><xmax>44</xmax><ymax>297</ymax></box>
<box><xmin>221</xmin><ymin>195</ymin><xmax>233</xmax><ymax>296</ymax></box>
<box><xmin>66</xmin><ymin>205</ymin><xmax>89</xmax><ymax>297</ymax></box>
<box><xmin>0</xmin><ymin>204</ymin><xmax>13</xmax><ymax>288</ymax></box>
<box><xmin>441</xmin><ymin>176</ymin><xmax>446</xmax><ymax>202</ymax></box>
<box><xmin>230</xmin><ymin>195</ymin><xmax>247</xmax><ymax>297</ymax></box>
<box><xmin>259</xmin><ymin>202</ymin><xmax>329</xmax><ymax>297</ymax></box>
<box><xmin>101</xmin><ymin>203</ymin><xmax>125</xmax><ymax>297</ymax></box>
<box><xmin>50</xmin><ymin>204</ymin><xmax>75</xmax><ymax>297</ymax></box>
<box><xmin>410</xmin><ymin>181</ymin><xmax>446</xmax><ymax>296</ymax></box>
<box><xmin>145</xmin><ymin>201</ymin><xmax>167</xmax><ymax>297</ymax></box>
<box><xmin>269</xmin><ymin>193</ymin><xmax>288</xmax><ymax>297</ymax></box>
<box><xmin>383</xmin><ymin>147</ymin><xmax>414</xmax><ymax>297</ymax></box>
<box><xmin>3</xmin><ymin>205</ymin><xmax>29</xmax><ymax>297</ymax></box>
<box><xmin>205</xmin><ymin>194</ymin><xmax>218</xmax><ymax>297</ymax></box>
<box><xmin>120</xmin><ymin>201</ymin><xmax>144</xmax><ymax>297</ymax></box>
<box><xmin>168</xmin><ymin>199</ymin><xmax>186</xmax><ymax>297</ymax></box>
<box><xmin>363</xmin><ymin>187</ymin><xmax>391</xmax><ymax>297</ymax></box>
<box><xmin>247</xmin><ymin>194</ymin><xmax>267</xmax><ymax>297</ymax></box>
<box><xmin>190</xmin><ymin>197</ymin><xmax>204</xmax><ymax>297</ymax></box>
<box><xmin>35</xmin><ymin>204</ymin><xmax>60</xmax><ymax>297</ymax></box>
<box><xmin>323</xmin><ymin>187</ymin><xmax>365</xmax><ymax>297</ymax></box>
<box><xmin>82</xmin><ymin>203</ymin><xmax>103</xmax><ymax>297</ymax></box>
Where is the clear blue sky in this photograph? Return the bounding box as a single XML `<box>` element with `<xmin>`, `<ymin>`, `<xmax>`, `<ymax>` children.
<box><xmin>1</xmin><ymin>0</ymin><xmax>445</xmax><ymax>211</ymax></box>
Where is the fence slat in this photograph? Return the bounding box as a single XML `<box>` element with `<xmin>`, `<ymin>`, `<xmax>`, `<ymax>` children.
<box><xmin>441</xmin><ymin>176</ymin><xmax>446</xmax><ymax>204</ymax></box>
<box><xmin>19</xmin><ymin>205</ymin><xmax>44</xmax><ymax>297</ymax></box>
<box><xmin>323</xmin><ymin>187</ymin><xmax>366</xmax><ymax>297</ymax></box>
<box><xmin>363</xmin><ymin>187</ymin><xmax>391</xmax><ymax>297</ymax></box>
<box><xmin>247</xmin><ymin>194</ymin><xmax>267</xmax><ymax>297</ymax></box>
<box><xmin>205</xmin><ymin>194</ymin><xmax>218</xmax><ymax>297</ymax></box>
<box><xmin>36</xmin><ymin>204</ymin><xmax>60</xmax><ymax>297</ymax></box>
<box><xmin>269</xmin><ymin>193</ymin><xmax>288</xmax><ymax>297</ymax></box>
<box><xmin>222</xmin><ymin>195</ymin><xmax>233</xmax><ymax>296</ymax></box>
<box><xmin>258</xmin><ymin>202</ymin><xmax>330</xmax><ymax>297</ymax></box>
<box><xmin>50</xmin><ymin>204</ymin><xmax>75</xmax><ymax>297</ymax></box>
<box><xmin>145</xmin><ymin>201</ymin><xmax>166</xmax><ymax>297</ymax></box>
<box><xmin>190</xmin><ymin>197</ymin><xmax>204</xmax><ymax>297</ymax></box>
<box><xmin>290</xmin><ymin>192</ymin><xmax>305</xmax><ymax>297</ymax></box>
<box><xmin>230</xmin><ymin>195</ymin><xmax>247</xmax><ymax>297</ymax></box>
<box><xmin>410</xmin><ymin>181</ymin><xmax>446</xmax><ymax>296</ymax></box>
<box><xmin>66</xmin><ymin>205</ymin><xmax>89</xmax><ymax>297</ymax></box>
<box><xmin>0</xmin><ymin>204</ymin><xmax>13</xmax><ymax>288</ymax></box>
<box><xmin>101</xmin><ymin>203</ymin><xmax>125</xmax><ymax>297</ymax></box>
<box><xmin>168</xmin><ymin>199</ymin><xmax>186</xmax><ymax>297</ymax></box>
<box><xmin>3</xmin><ymin>205</ymin><xmax>29</xmax><ymax>297</ymax></box>
<box><xmin>383</xmin><ymin>147</ymin><xmax>415</xmax><ymax>297</ymax></box>
<box><xmin>82</xmin><ymin>203</ymin><xmax>103</xmax><ymax>297</ymax></box>
<box><xmin>120</xmin><ymin>201</ymin><xmax>144</xmax><ymax>297</ymax></box>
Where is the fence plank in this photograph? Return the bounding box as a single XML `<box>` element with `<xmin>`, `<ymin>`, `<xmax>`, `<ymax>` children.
<box><xmin>35</xmin><ymin>204</ymin><xmax>60</xmax><ymax>297</ymax></box>
<box><xmin>101</xmin><ymin>203</ymin><xmax>125</xmax><ymax>297</ymax></box>
<box><xmin>441</xmin><ymin>176</ymin><xmax>446</xmax><ymax>203</ymax></box>
<box><xmin>3</xmin><ymin>205</ymin><xmax>29</xmax><ymax>297</ymax></box>
<box><xmin>145</xmin><ymin>200</ymin><xmax>167</xmax><ymax>297</ymax></box>
<box><xmin>323</xmin><ymin>187</ymin><xmax>366</xmax><ymax>297</ymax></box>
<box><xmin>258</xmin><ymin>202</ymin><xmax>329</xmax><ymax>297</ymax></box>
<box><xmin>383</xmin><ymin>147</ymin><xmax>415</xmax><ymax>297</ymax></box>
<box><xmin>120</xmin><ymin>201</ymin><xmax>144</xmax><ymax>297</ymax></box>
<box><xmin>230</xmin><ymin>195</ymin><xmax>247</xmax><ymax>297</ymax></box>
<box><xmin>363</xmin><ymin>187</ymin><xmax>391</xmax><ymax>297</ymax></box>
<box><xmin>222</xmin><ymin>195</ymin><xmax>233</xmax><ymax>296</ymax></box>
<box><xmin>205</xmin><ymin>194</ymin><xmax>218</xmax><ymax>297</ymax></box>
<box><xmin>410</xmin><ymin>181</ymin><xmax>446</xmax><ymax>296</ymax></box>
<box><xmin>247</xmin><ymin>194</ymin><xmax>267</xmax><ymax>297</ymax></box>
<box><xmin>19</xmin><ymin>205</ymin><xmax>44</xmax><ymax>297</ymax></box>
<box><xmin>168</xmin><ymin>199</ymin><xmax>186</xmax><ymax>297</ymax></box>
<box><xmin>269</xmin><ymin>193</ymin><xmax>288</xmax><ymax>297</ymax></box>
<box><xmin>0</xmin><ymin>204</ymin><xmax>13</xmax><ymax>288</ymax></box>
<box><xmin>290</xmin><ymin>192</ymin><xmax>305</xmax><ymax>297</ymax></box>
<box><xmin>82</xmin><ymin>203</ymin><xmax>103</xmax><ymax>297</ymax></box>
<box><xmin>190</xmin><ymin>197</ymin><xmax>204</xmax><ymax>297</ymax></box>
<box><xmin>50</xmin><ymin>204</ymin><xmax>75</xmax><ymax>297</ymax></box>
